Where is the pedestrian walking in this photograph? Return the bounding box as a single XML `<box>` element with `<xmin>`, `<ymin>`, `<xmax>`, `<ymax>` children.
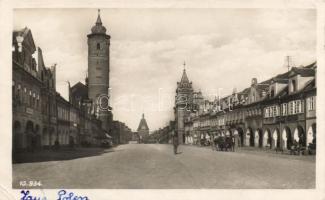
<box><xmin>214</xmin><ymin>136</ymin><xmax>219</xmax><ymax>151</ymax></box>
<box><xmin>211</xmin><ymin>137</ymin><xmax>215</xmax><ymax>151</ymax></box>
<box><xmin>173</xmin><ymin>133</ymin><xmax>179</xmax><ymax>155</ymax></box>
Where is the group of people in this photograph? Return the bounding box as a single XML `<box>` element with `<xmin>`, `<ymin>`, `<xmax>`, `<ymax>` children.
<box><xmin>212</xmin><ymin>135</ymin><xmax>235</xmax><ymax>152</ymax></box>
<box><xmin>171</xmin><ymin>132</ymin><xmax>237</xmax><ymax>154</ymax></box>
<box><xmin>172</xmin><ymin>132</ymin><xmax>316</xmax><ymax>155</ymax></box>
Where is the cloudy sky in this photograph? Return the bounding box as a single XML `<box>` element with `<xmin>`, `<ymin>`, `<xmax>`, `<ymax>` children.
<box><xmin>14</xmin><ymin>8</ymin><xmax>316</xmax><ymax>131</ymax></box>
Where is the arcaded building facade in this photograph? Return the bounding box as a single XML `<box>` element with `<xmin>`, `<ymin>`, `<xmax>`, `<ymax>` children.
<box><xmin>177</xmin><ymin>62</ymin><xmax>317</xmax><ymax>153</ymax></box>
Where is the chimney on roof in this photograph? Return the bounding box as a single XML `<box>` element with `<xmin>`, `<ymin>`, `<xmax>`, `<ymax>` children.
<box><xmin>85</xmin><ymin>70</ymin><xmax>89</xmax><ymax>86</ymax></box>
<box><xmin>284</xmin><ymin>55</ymin><xmax>295</xmax><ymax>72</ymax></box>
<box><xmin>67</xmin><ymin>81</ymin><xmax>71</xmax><ymax>103</ymax></box>
<box><xmin>51</xmin><ymin>64</ymin><xmax>57</xmax><ymax>90</ymax></box>
<box><xmin>16</xmin><ymin>35</ymin><xmax>24</xmax><ymax>52</ymax></box>
<box><xmin>85</xmin><ymin>77</ymin><xmax>89</xmax><ymax>86</ymax></box>
<box><xmin>251</xmin><ymin>78</ymin><xmax>257</xmax><ymax>86</ymax></box>
<box><xmin>232</xmin><ymin>87</ymin><xmax>237</xmax><ymax>94</ymax></box>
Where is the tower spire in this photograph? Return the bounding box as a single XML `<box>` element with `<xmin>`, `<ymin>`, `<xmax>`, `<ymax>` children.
<box><xmin>180</xmin><ymin>62</ymin><xmax>189</xmax><ymax>84</ymax></box>
<box><xmin>90</xmin><ymin>9</ymin><xmax>107</xmax><ymax>34</ymax></box>
<box><xmin>96</xmin><ymin>9</ymin><xmax>102</xmax><ymax>25</ymax></box>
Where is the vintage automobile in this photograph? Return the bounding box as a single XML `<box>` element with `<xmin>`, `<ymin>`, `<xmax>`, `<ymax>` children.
<box><xmin>101</xmin><ymin>140</ymin><xmax>113</xmax><ymax>148</ymax></box>
<box><xmin>213</xmin><ymin>136</ymin><xmax>234</xmax><ymax>152</ymax></box>
<box><xmin>200</xmin><ymin>138</ymin><xmax>211</xmax><ymax>146</ymax></box>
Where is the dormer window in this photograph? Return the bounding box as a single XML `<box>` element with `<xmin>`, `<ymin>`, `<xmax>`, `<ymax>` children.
<box><xmin>270</xmin><ymin>87</ymin><xmax>275</xmax><ymax>97</ymax></box>
<box><xmin>291</xmin><ymin>79</ymin><xmax>297</xmax><ymax>92</ymax></box>
<box><xmin>252</xmin><ymin>92</ymin><xmax>256</xmax><ymax>102</ymax></box>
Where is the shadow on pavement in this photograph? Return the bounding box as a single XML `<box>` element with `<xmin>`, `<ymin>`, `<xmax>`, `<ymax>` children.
<box><xmin>12</xmin><ymin>147</ymin><xmax>115</xmax><ymax>164</ymax></box>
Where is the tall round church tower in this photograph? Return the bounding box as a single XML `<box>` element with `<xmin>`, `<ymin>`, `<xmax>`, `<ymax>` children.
<box><xmin>87</xmin><ymin>9</ymin><xmax>111</xmax><ymax>131</ymax></box>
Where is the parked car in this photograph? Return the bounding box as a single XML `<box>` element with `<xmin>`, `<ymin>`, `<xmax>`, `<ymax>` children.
<box><xmin>101</xmin><ymin>140</ymin><xmax>113</xmax><ymax>148</ymax></box>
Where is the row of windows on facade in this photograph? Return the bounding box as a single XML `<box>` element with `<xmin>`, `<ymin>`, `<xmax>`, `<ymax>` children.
<box><xmin>12</xmin><ymin>81</ymin><xmax>40</xmax><ymax>110</ymax></box>
<box><xmin>192</xmin><ymin>108</ymin><xmax>259</xmax><ymax>125</ymax></box>
<box><xmin>13</xmin><ymin>79</ymin><xmax>84</xmax><ymax>122</ymax></box>
<box><xmin>192</xmin><ymin>79</ymin><xmax>307</xmax><ymax>114</ymax></box>
<box><xmin>192</xmin><ymin>100</ymin><xmax>261</xmax><ymax>116</ymax></box>
<box><xmin>13</xmin><ymin>81</ymin><xmax>57</xmax><ymax>116</ymax></box>
<box><xmin>264</xmin><ymin>97</ymin><xmax>316</xmax><ymax>118</ymax></box>
<box><xmin>51</xmin><ymin>105</ymin><xmax>81</xmax><ymax>123</ymax></box>
<box><xmin>58</xmin><ymin>107</ymin><xmax>84</xmax><ymax>123</ymax></box>
<box><xmin>193</xmin><ymin>90</ymin><xmax>308</xmax><ymax>116</ymax></box>
<box><xmin>70</xmin><ymin>112</ymin><xmax>79</xmax><ymax>123</ymax></box>
<box><xmin>57</xmin><ymin>106</ymin><xmax>69</xmax><ymax>121</ymax></box>
<box><xmin>193</xmin><ymin>118</ymin><xmax>225</xmax><ymax>128</ymax></box>
<box><xmin>57</xmin><ymin>130</ymin><xmax>71</xmax><ymax>144</ymax></box>
<box><xmin>191</xmin><ymin>96</ymin><xmax>316</xmax><ymax>128</ymax></box>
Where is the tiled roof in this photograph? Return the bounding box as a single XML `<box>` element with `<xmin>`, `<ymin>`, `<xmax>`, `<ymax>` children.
<box><xmin>71</xmin><ymin>82</ymin><xmax>88</xmax><ymax>99</ymax></box>
<box><xmin>301</xmin><ymin>78</ymin><xmax>316</xmax><ymax>91</ymax></box>
<box><xmin>271</xmin><ymin>78</ymin><xmax>289</xmax><ymax>84</ymax></box>
<box><xmin>291</xmin><ymin>67</ymin><xmax>315</xmax><ymax>77</ymax></box>
<box><xmin>304</xmin><ymin>62</ymin><xmax>317</xmax><ymax>69</ymax></box>
<box><xmin>71</xmin><ymin>81</ymin><xmax>87</xmax><ymax>90</ymax></box>
<box><xmin>276</xmin><ymin>85</ymin><xmax>289</xmax><ymax>98</ymax></box>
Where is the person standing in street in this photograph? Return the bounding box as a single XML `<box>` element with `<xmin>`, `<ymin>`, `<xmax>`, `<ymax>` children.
<box><xmin>232</xmin><ymin>136</ymin><xmax>235</xmax><ymax>152</ymax></box>
<box><xmin>173</xmin><ymin>132</ymin><xmax>179</xmax><ymax>155</ymax></box>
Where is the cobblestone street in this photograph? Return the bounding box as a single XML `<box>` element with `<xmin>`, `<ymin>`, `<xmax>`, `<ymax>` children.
<box><xmin>13</xmin><ymin>144</ymin><xmax>315</xmax><ymax>189</ymax></box>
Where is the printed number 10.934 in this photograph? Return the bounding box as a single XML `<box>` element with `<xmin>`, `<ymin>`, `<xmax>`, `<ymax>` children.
<box><xmin>19</xmin><ymin>180</ymin><xmax>42</xmax><ymax>187</ymax></box>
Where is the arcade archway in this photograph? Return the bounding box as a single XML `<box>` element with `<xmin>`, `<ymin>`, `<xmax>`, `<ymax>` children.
<box><xmin>253</xmin><ymin>129</ymin><xmax>263</xmax><ymax>147</ymax></box>
<box><xmin>263</xmin><ymin>129</ymin><xmax>271</xmax><ymax>148</ymax></box>
<box><xmin>282</xmin><ymin>127</ymin><xmax>292</xmax><ymax>150</ymax></box>
<box><xmin>246</xmin><ymin>128</ymin><xmax>254</xmax><ymax>147</ymax></box>
<box><xmin>307</xmin><ymin>123</ymin><xmax>316</xmax><ymax>146</ymax></box>
<box><xmin>293</xmin><ymin>126</ymin><xmax>306</xmax><ymax>147</ymax></box>
<box><xmin>254</xmin><ymin>130</ymin><xmax>260</xmax><ymax>147</ymax></box>
<box><xmin>237</xmin><ymin>128</ymin><xmax>244</xmax><ymax>147</ymax></box>
<box><xmin>25</xmin><ymin>121</ymin><xmax>34</xmax><ymax>149</ymax></box>
<box><xmin>272</xmin><ymin>128</ymin><xmax>280</xmax><ymax>149</ymax></box>
<box><xmin>35</xmin><ymin>124</ymin><xmax>41</xmax><ymax>148</ymax></box>
<box><xmin>13</xmin><ymin>121</ymin><xmax>22</xmax><ymax>151</ymax></box>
